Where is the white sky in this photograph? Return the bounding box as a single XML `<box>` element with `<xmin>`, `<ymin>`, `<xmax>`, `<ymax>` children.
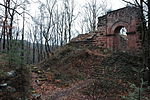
<box><xmin>109</xmin><ymin>0</ymin><xmax>127</xmax><ymax>10</ymax></box>
<box><xmin>0</xmin><ymin>0</ymin><xmax>129</xmax><ymax>39</ymax></box>
<box><xmin>76</xmin><ymin>0</ymin><xmax>126</xmax><ymax>10</ymax></box>
<box><xmin>28</xmin><ymin>0</ymin><xmax>129</xmax><ymax>37</ymax></box>
<box><xmin>29</xmin><ymin>0</ymin><xmax>127</xmax><ymax>15</ymax></box>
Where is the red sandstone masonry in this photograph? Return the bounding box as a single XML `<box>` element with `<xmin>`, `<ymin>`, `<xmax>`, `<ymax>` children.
<box><xmin>96</xmin><ymin>6</ymin><xmax>141</xmax><ymax>53</ymax></box>
<box><xmin>71</xmin><ymin>6</ymin><xmax>141</xmax><ymax>54</ymax></box>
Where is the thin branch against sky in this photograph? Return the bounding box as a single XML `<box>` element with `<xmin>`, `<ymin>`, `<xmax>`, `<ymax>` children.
<box><xmin>29</xmin><ymin>0</ymin><xmax>127</xmax><ymax>15</ymax></box>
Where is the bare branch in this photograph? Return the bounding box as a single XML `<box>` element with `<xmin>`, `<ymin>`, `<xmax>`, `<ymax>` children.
<box><xmin>134</xmin><ymin>0</ymin><xmax>141</xmax><ymax>7</ymax></box>
<box><xmin>143</xmin><ymin>0</ymin><xmax>148</xmax><ymax>6</ymax></box>
<box><xmin>0</xmin><ymin>3</ymin><xmax>21</xmax><ymax>15</ymax></box>
<box><xmin>122</xmin><ymin>0</ymin><xmax>139</xmax><ymax>7</ymax></box>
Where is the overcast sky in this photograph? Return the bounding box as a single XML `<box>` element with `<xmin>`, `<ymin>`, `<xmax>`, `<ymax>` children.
<box><xmin>77</xmin><ymin>0</ymin><xmax>127</xmax><ymax>10</ymax></box>
<box><xmin>109</xmin><ymin>0</ymin><xmax>127</xmax><ymax>9</ymax></box>
<box><xmin>30</xmin><ymin>0</ymin><xmax>128</xmax><ymax>15</ymax></box>
<box><xmin>27</xmin><ymin>0</ymin><xmax>129</xmax><ymax>37</ymax></box>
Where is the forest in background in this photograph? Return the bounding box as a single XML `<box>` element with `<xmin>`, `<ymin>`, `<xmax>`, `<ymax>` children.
<box><xmin>0</xmin><ymin>0</ymin><xmax>150</xmax><ymax>100</ymax></box>
<box><xmin>0</xmin><ymin>0</ymin><xmax>108</xmax><ymax>64</ymax></box>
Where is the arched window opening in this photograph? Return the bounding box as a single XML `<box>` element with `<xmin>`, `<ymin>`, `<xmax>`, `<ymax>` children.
<box><xmin>120</xmin><ymin>27</ymin><xmax>127</xmax><ymax>36</ymax></box>
<box><xmin>113</xmin><ymin>26</ymin><xmax>128</xmax><ymax>51</ymax></box>
<box><xmin>114</xmin><ymin>26</ymin><xmax>124</xmax><ymax>34</ymax></box>
<box><xmin>114</xmin><ymin>26</ymin><xmax>128</xmax><ymax>40</ymax></box>
<box><xmin>119</xmin><ymin>27</ymin><xmax>128</xmax><ymax>40</ymax></box>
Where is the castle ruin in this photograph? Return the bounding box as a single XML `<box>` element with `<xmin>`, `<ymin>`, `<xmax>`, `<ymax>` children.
<box><xmin>71</xmin><ymin>6</ymin><xmax>141</xmax><ymax>53</ymax></box>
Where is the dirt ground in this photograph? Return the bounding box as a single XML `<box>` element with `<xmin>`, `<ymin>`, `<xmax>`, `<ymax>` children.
<box><xmin>29</xmin><ymin>45</ymin><xmax>150</xmax><ymax>100</ymax></box>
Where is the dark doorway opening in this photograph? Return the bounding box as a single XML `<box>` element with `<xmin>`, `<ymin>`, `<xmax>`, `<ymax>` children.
<box><xmin>113</xmin><ymin>26</ymin><xmax>127</xmax><ymax>50</ymax></box>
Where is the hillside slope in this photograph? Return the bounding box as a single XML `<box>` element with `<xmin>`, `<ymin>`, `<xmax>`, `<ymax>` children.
<box><xmin>30</xmin><ymin>43</ymin><xmax>149</xmax><ymax>100</ymax></box>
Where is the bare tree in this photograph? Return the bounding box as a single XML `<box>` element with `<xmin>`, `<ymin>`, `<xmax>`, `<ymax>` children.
<box><xmin>83</xmin><ymin>0</ymin><xmax>107</xmax><ymax>32</ymax></box>
<box><xmin>39</xmin><ymin>0</ymin><xmax>57</xmax><ymax>55</ymax></box>
<box><xmin>122</xmin><ymin>0</ymin><xmax>150</xmax><ymax>85</ymax></box>
<box><xmin>0</xmin><ymin>0</ymin><xmax>28</xmax><ymax>51</ymax></box>
<box><xmin>64</xmin><ymin>0</ymin><xmax>76</xmax><ymax>42</ymax></box>
<box><xmin>1</xmin><ymin>0</ymin><xmax>10</xmax><ymax>51</ymax></box>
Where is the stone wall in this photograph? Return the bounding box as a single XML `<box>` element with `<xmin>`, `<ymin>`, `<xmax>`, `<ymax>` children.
<box><xmin>71</xmin><ymin>6</ymin><xmax>141</xmax><ymax>54</ymax></box>
<box><xmin>96</xmin><ymin>6</ymin><xmax>141</xmax><ymax>53</ymax></box>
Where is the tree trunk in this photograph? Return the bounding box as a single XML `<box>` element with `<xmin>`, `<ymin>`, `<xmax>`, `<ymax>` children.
<box><xmin>40</xmin><ymin>24</ymin><xmax>43</xmax><ymax>61</ymax></box>
<box><xmin>147</xmin><ymin>0</ymin><xmax>150</xmax><ymax>85</ymax></box>
<box><xmin>33</xmin><ymin>42</ymin><xmax>35</xmax><ymax>64</ymax></box>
